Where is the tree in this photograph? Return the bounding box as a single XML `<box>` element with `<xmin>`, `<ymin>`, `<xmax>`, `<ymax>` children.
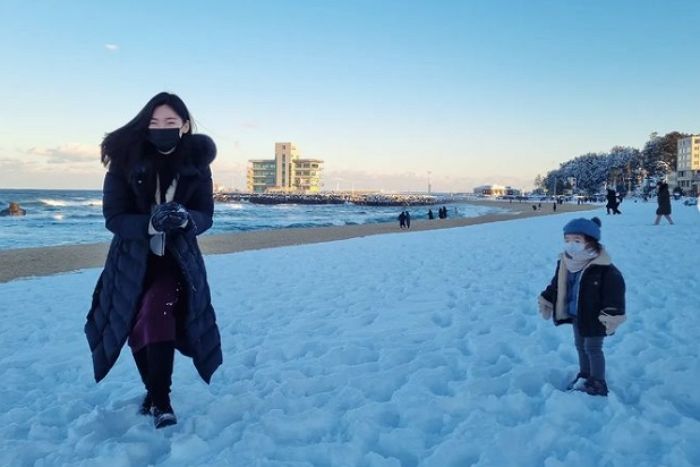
<box><xmin>543</xmin><ymin>130</ymin><xmax>688</xmax><ymax>196</ymax></box>
<box><xmin>642</xmin><ymin>131</ymin><xmax>689</xmax><ymax>177</ymax></box>
<box><xmin>542</xmin><ymin>147</ymin><xmax>643</xmax><ymax>195</ymax></box>
<box><xmin>534</xmin><ymin>174</ymin><xmax>544</xmax><ymax>189</ymax></box>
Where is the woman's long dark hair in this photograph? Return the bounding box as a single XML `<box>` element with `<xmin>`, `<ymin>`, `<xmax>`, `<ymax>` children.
<box><xmin>101</xmin><ymin>92</ymin><xmax>195</xmax><ymax>171</ymax></box>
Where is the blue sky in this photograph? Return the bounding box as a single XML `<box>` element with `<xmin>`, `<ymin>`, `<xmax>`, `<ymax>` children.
<box><xmin>1</xmin><ymin>0</ymin><xmax>698</xmax><ymax>191</ymax></box>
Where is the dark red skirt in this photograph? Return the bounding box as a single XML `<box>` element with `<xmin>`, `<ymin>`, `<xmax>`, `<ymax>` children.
<box><xmin>128</xmin><ymin>254</ymin><xmax>182</xmax><ymax>353</ymax></box>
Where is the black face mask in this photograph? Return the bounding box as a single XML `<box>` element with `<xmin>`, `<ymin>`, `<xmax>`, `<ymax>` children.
<box><xmin>148</xmin><ymin>128</ymin><xmax>182</xmax><ymax>153</ymax></box>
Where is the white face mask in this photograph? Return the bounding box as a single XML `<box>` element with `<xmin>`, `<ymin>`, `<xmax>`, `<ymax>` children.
<box><xmin>564</xmin><ymin>241</ymin><xmax>586</xmax><ymax>256</ymax></box>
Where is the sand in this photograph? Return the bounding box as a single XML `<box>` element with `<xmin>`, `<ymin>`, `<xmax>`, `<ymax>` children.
<box><xmin>0</xmin><ymin>201</ymin><xmax>596</xmax><ymax>283</ymax></box>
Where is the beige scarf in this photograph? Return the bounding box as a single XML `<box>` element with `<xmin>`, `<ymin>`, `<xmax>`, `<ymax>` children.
<box><xmin>148</xmin><ymin>174</ymin><xmax>178</xmax><ymax>256</ymax></box>
<box><xmin>563</xmin><ymin>248</ymin><xmax>599</xmax><ymax>273</ymax></box>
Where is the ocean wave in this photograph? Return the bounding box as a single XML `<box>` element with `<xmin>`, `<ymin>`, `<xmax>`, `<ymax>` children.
<box><xmin>284</xmin><ymin>222</ymin><xmax>333</xmax><ymax>229</ymax></box>
<box><xmin>38</xmin><ymin>198</ymin><xmax>102</xmax><ymax>207</ymax></box>
<box><xmin>215</xmin><ymin>203</ymin><xmax>246</xmax><ymax>211</ymax></box>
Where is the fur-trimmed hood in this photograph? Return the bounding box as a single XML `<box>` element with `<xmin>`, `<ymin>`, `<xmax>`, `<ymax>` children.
<box><xmin>123</xmin><ymin>133</ymin><xmax>216</xmax><ymax>213</ymax></box>
<box><xmin>177</xmin><ymin>134</ymin><xmax>217</xmax><ymax>177</ymax></box>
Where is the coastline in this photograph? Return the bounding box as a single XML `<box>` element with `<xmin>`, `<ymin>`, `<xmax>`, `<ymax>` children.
<box><xmin>0</xmin><ymin>201</ymin><xmax>597</xmax><ymax>283</ymax></box>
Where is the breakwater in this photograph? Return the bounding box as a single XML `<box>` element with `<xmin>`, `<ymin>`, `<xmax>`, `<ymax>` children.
<box><xmin>214</xmin><ymin>192</ymin><xmax>461</xmax><ymax>206</ymax></box>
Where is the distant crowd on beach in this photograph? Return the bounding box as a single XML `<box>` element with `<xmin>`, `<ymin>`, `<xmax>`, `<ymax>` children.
<box><xmin>398</xmin><ymin>206</ymin><xmax>452</xmax><ymax>229</ymax></box>
<box><xmin>398</xmin><ymin>180</ymin><xmax>684</xmax><ymax>230</ymax></box>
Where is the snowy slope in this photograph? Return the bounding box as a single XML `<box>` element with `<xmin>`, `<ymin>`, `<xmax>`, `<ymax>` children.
<box><xmin>1</xmin><ymin>200</ymin><xmax>699</xmax><ymax>466</ymax></box>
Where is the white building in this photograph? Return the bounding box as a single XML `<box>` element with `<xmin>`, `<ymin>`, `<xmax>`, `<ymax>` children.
<box><xmin>246</xmin><ymin>142</ymin><xmax>323</xmax><ymax>193</ymax></box>
<box><xmin>676</xmin><ymin>135</ymin><xmax>700</xmax><ymax>194</ymax></box>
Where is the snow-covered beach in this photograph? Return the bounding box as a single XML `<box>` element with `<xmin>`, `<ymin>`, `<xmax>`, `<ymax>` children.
<box><xmin>1</xmin><ymin>200</ymin><xmax>698</xmax><ymax>466</ymax></box>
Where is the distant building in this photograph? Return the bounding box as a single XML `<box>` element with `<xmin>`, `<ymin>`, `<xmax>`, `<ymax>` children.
<box><xmin>474</xmin><ymin>184</ymin><xmax>505</xmax><ymax>196</ymax></box>
<box><xmin>247</xmin><ymin>159</ymin><xmax>276</xmax><ymax>193</ymax></box>
<box><xmin>504</xmin><ymin>186</ymin><xmax>522</xmax><ymax>196</ymax></box>
<box><xmin>246</xmin><ymin>142</ymin><xmax>324</xmax><ymax>193</ymax></box>
<box><xmin>293</xmin><ymin>158</ymin><xmax>324</xmax><ymax>193</ymax></box>
<box><xmin>473</xmin><ymin>184</ymin><xmax>521</xmax><ymax>196</ymax></box>
<box><xmin>676</xmin><ymin>135</ymin><xmax>700</xmax><ymax>195</ymax></box>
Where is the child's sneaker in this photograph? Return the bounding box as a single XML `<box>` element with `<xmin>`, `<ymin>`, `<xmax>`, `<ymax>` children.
<box><xmin>566</xmin><ymin>372</ymin><xmax>589</xmax><ymax>391</ymax></box>
<box><xmin>583</xmin><ymin>378</ymin><xmax>608</xmax><ymax>397</ymax></box>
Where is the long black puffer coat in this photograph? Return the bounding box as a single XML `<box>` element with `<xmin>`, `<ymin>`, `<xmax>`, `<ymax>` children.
<box><xmin>656</xmin><ymin>184</ymin><xmax>672</xmax><ymax>215</ymax></box>
<box><xmin>85</xmin><ymin>134</ymin><xmax>222</xmax><ymax>383</ymax></box>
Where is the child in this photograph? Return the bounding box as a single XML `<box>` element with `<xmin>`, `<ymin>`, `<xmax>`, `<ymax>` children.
<box><xmin>538</xmin><ymin>217</ymin><xmax>626</xmax><ymax>396</ymax></box>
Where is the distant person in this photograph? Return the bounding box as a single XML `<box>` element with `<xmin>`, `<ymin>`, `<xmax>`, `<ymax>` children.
<box><xmin>538</xmin><ymin>217</ymin><xmax>626</xmax><ymax>396</ymax></box>
<box><xmin>0</xmin><ymin>202</ymin><xmax>26</xmax><ymax>216</ymax></box>
<box><xmin>398</xmin><ymin>211</ymin><xmax>406</xmax><ymax>229</ymax></box>
<box><xmin>84</xmin><ymin>92</ymin><xmax>222</xmax><ymax>429</ymax></box>
<box><xmin>654</xmin><ymin>181</ymin><xmax>674</xmax><ymax>225</ymax></box>
<box><xmin>606</xmin><ymin>189</ymin><xmax>621</xmax><ymax>215</ymax></box>
<box><xmin>442</xmin><ymin>206</ymin><xmax>448</xmax><ymax>218</ymax></box>
<box><xmin>428</xmin><ymin>209</ymin><xmax>434</xmax><ymax>220</ymax></box>
<box><xmin>405</xmin><ymin>211</ymin><xmax>411</xmax><ymax>229</ymax></box>
<box><xmin>553</xmin><ymin>202</ymin><xmax>557</xmax><ymax>212</ymax></box>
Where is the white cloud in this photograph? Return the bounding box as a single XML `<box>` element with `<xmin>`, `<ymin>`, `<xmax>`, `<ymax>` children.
<box><xmin>212</xmin><ymin>160</ymin><xmax>247</xmax><ymax>190</ymax></box>
<box><xmin>239</xmin><ymin>122</ymin><xmax>259</xmax><ymax>130</ymax></box>
<box><xmin>104</xmin><ymin>44</ymin><xmax>119</xmax><ymax>52</ymax></box>
<box><xmin>25</xmin><ymin>143</ymin><xmax>99</xmax><ymax>165</ymax></box>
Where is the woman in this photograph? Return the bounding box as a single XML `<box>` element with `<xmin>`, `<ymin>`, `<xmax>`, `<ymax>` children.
<box><xmin>85</xmin><ymin>92</ymin><xmax>222</xmax><ymax>428</ymax></box>
<box><xmin>538</xmin><ymin>217</ymin><xmax>626</xmax><ymax>396</ymax></box>
<box><xmin>654</xmin><ymin>181</ymin><xmax>674</xmax><ymax>225</ymax></box>
<box><xmin>605</xmin><ymin>188</ymin><xmax>621</xmax><ymax>215</ymax></box>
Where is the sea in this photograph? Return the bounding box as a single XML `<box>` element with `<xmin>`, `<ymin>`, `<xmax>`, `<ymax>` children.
<box><xmin>0</xmin><ymin>189</ymin><xmax>504</xmax><ymax>251</ymax></box>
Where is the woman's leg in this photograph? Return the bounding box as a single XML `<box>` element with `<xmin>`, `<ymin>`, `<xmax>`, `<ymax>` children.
<box><xmin>146</xmin><ymin>342</ymin><xmax>175</xmax><ymax>410</ymax></box>
<box><xmin>128</xmin><ymin>256</ymin><xmax>181</xmax><ymax>426</ymax></box>
<box><xmin>133</xmin><ymin>347</ymin><xmax>152</xmax><ymax>415</ymax></box>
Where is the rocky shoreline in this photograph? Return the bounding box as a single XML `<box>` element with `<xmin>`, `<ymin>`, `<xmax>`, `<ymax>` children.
<box><xmin>214</xmin><ymin>192</ymin><xmax>464</xmax><ymax>206</ymax></box>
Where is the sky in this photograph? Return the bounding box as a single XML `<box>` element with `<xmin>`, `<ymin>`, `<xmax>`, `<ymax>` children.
<box><xmin>0</xmin><ymin>0</ymin><xmax>699</xmax><ymax>192</ymax></box>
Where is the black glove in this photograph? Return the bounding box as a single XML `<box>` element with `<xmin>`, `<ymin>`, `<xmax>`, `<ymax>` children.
<box><xmin>150</xmin><ymin>202</ymin><xmax>190</xmax><ymax>233</ymax></box>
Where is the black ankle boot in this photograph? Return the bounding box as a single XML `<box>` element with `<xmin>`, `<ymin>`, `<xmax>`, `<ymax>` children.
<box><xmin>153</xmin><ymin>403</ymin><xmax>177</xmax><ymax>429</ymax></box>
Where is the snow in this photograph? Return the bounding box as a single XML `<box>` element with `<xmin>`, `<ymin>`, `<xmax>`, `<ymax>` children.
<box><xmin>1</xmin><ymin>200</ymin><xmax>699</xmax><ymax>466</ymax></box>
